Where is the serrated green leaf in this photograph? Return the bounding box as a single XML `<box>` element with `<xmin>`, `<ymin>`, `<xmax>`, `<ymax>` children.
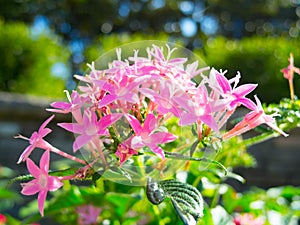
<box><xmin>171</xmin><ymin>198</ymin><xmax>198</xmax><ymax>225</ymax></box>
<box><xmin>145</xmin><ymin>179</ymin><xmax>204</xmax><ymax>224</ymax></box>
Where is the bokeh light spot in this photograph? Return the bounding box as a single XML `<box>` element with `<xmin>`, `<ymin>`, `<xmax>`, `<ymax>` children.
<box><xmin>180</xmin><ymin>18</ymin><xmax>198</xmax><ymax>37</ymax></box>
<box><xmin>201</xmin><ymin>16</ymin><xmax>218</xmax><ymax>35</ymax></box>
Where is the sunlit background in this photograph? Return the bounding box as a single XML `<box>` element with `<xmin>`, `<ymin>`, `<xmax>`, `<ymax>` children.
<box><xmin>0</xmin><ymin>0</ymin><xmax>300</xmax><ymax>102</ymax></box>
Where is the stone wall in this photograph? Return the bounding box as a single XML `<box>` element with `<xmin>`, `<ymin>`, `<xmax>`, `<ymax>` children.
<box><xmin>235</xmin><ymin>128</ymin><xmax>300</xmax><ymax>188</ymax></box>
<box><xmin>1</xmin><ymin>92</ymin><xmax>300</xmax><ymax>189</ymax></box>
<box><xmin>0</xmin><ymin>92</ymin><xmax>73</xmax><ymax>172</ymax></box>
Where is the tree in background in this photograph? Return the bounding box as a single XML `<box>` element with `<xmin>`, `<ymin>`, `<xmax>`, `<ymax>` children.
<box><xmin>0</xmin><ymin>0</ymin><xmax>299</xmax><ymax>99</ymax></box>
<box><xmin>0</xmin><ymin>20</ymin><xmax>70</xmax><ymax>97</ymax></box>
<box><xmin>1</xmin><ymin>0</ymin><xmax>298</xmax><ymax>43</ymax></box>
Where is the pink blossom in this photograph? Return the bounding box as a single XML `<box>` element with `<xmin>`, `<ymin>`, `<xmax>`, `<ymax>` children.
<box><xmin>58</xmin><ymin>110</ymin><xmax>122</xmax><ymax>152</ymax></box>
<box><xmin>147</xmin><ymin>45</ymin><xmax>187</xmax><ymax>79</ymax></box>
<box><xmin>140</xmin><ymin>79</ymin><xmax>192</xmax><ymax>118</ymax></box>
<box><xmin>76</xmin><ymin>205</ymin><xmax>102</xmax><ymax>225</ymax></box>
<box><xmin>213</xmin><ymin>69</ymin><xmax>257</xmax><ymax>111</ymax></box>
<box><xmin>16</xmin><ymin>115</ymin><xmax>54</xmax><ymax>164</ymax></box>
<box><xmin>126</xmin><ymin>113</ymin><xmax>177</xmax><ymax>159</ymax></box>
<box><xmin>281</xmin><ymin>53</ymin><xmax>300</xmax><ymax>80</ymax></box>
<box><xmin>47</xmin><ymin>91</ymin><xmax>84</xmax><ymax>123</ymax></box>
<box><xmin>21</xmin><ymin>151</ymin><xmax>63</xmax><ymax>216</ymax></box>
<box><xmin>186</xmin><ymin>61</ymin><xmax>210</xmax><ymax>79</ymax></box>
<box><xmin>280</xmin><ymin>53</ymin><xmax>300</xmax><ymax>100</ymax></box>
<box><xmin>223</xmin><ymin>95</ymin><xmax>288</xmax><ymax>140</ymax></box>
<box><xmin>95</xmin><ymin>75</ymin><xmax>147</xmax><ymax>108</ymax></box>
<box><xmin>233</xmin><ymin>213</ymin><xmax>264</xmax><ymax>225</ymax></box>
<box><xmin>115</xmin><ymin>137</ymin><xmax>138</xmax><ymax>165</ymax></box>
<box><xmin>179</xmin><ymin>85</ymin><xmax>223</xmax><ymax>132</ymax></box>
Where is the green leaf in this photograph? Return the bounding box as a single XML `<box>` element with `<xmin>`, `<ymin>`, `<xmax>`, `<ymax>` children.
<box><xmin>92</xmin><ymin>172</ymin><xmax>102</xmax><ymax>186</ymax></box>
<box><xmin>46</xmin><ymin>186</ymin><xmax>105</xmax><ymax>215</ymax></box>
<box><xmin>0</xmin><ymin>187</ymin><xmax>19</xmax><ymax>200</ymax></box>
<box><xmin>198</xmin><ymin>204</ymin><xmax>214</xmax><ymax>225</ymax></box>
<box><xmin>146</xmin><ymin>179</ymin><xmax>204</xmax><ymax>225</ymax></box>
<box><xmin>105</xmin><ymin>192</ymin><xmax>141</xmax><ymax>218</ymax></box>
<box><xmin>3</xmin><ymin>214</ymin><xmax>21</xmax><ymax>225</ymax></box>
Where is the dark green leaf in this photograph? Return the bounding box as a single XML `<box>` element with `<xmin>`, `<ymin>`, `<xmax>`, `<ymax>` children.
<box><xmin>146</xmin><ymin>179</ymin><xmax>204</xmax><ymax>225</ymax></box>
<box><xmin>92</xmin><ymin>172</ymin><xmax>102</xmax><ymax>186</ymax></box>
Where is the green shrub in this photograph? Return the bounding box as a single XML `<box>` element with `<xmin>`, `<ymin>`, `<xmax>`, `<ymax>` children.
<box><xmin>0</xmin><ymin>20</ymin><xmax>70</xmax><ymax>97</ymax></box>
<box><xmin>196</xmin><ymin>36</ymin><xmax>300</xmax><ymax>103</ymax></box>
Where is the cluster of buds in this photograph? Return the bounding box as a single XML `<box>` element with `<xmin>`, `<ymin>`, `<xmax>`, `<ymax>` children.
<box><xmin>16</xmin><ymin>44</ymin><xmax>288</xmax><ymax>216</ymax></box>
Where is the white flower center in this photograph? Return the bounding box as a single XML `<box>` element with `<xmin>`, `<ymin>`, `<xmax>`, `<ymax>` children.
<box><xmin>86</xmin><ymin>125</ymin><xmax>98</xmax><ymax>136</ymax></box>
<box><xmin>39</xmin><ymin>174</ymin><xmax>48</xmax><ymax>189</ymax></box>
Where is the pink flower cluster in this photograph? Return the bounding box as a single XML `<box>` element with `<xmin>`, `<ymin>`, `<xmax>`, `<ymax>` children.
<box><xmin>16</xmin><ymin>44</ymin><xmax>287</xmax><ymax>216</ymax></box>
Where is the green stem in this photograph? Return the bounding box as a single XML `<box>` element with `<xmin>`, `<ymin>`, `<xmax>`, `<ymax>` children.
<box><xmin>210</xmin><ymin>184</ymin><xmax>221</xmax><ymax>208</ymax></box>
<box><xmin>164</xmin><ymin>151</ymin><xmax>227</xmax><ymax>175</ymax></box>
<box><xmin>243</xmin><ymin>132</ymin><xmax>278</xmax><ymax>147</ymax></box>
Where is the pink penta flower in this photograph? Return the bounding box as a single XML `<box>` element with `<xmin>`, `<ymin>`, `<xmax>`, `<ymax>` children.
<box><xmin>126</xmin><ymin>113</ymin><xmax>177</xmax><ymax>159</ymax></box>
<box><xmin>58</xmin><ymin>110</ymin><xmax>122</xmax><ymax>152</ymax></box>
<box><xmin>76</xmin><ymin>205</ymin><xmax>102</xmax><ymax>225</ymax></box>
<box><xmin>47</xmin><ymin>91</ymin><xmax>84</xmax><ymax>123</ymax></box>
<box><xmin>280</xmin><ymin>53</ymin><xmax>300</xmax><ymax>100</ymax></box>
<box><xmin>96</xmin><ymin>75</ymin><xmax>147</xmax><ymax>108</ymax></box>
<box><xmin>179</xmin><ymin>85</ymin><xmax>223</xmax><ymax>132</ymax></box>
<box><xmin>281</xmin><ymin>53</ymin><xmax>300</xmax><ymax>81</ymax></box>
<box><xmin>212</xmin><ymin>69</ymin><xmax>257</xmax><ymax>111</ymax></box>
<box><xmin>223</xmin><ymin>95</ymin><xmax>288</xmax><ymax>140</ymax></box>
<box><xmin>21</xmin><ymin>150</ymin><xmax>63</xmax><ymax>217</ymax></box>
<box><xmin>115</xmin><ymin>137</ymin><xmax>138</xmax><ymax>166</ymax></box>
<box><xmin>140</xmin><ymin>79</ymin><xmax>191</xmax><ymax>118</ymax></box>
<box><xmin>150</xmin><ymin>44</ymin><xmax>187</xmax><ymax>69</ymax></box>
<box><xmin>16</xmin><ymin>115</ymin><xmax>54</xmax><ymax>164</ymax></box>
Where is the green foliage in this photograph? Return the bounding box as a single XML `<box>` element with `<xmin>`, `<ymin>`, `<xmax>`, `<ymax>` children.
<box><xmin>217</xmin><ymin>135</ymin><xmax>256</xmax><ymax>168</ymax></box>
<box><xmin>264</xmin><ymin>98</ymin><xmax>300</xmax><ymax>132</ymax></box>
<box><xmin>0</xmin><ymin>165</ymin><xmax>21</xmax><ymax>214</ymax></box>
<box><xmin>19</xmin><ymin>183</ymin><xmax>183</xmax><ymax>225</ymax></box>
<box><xmin>196</xmin><ymin>36</ymin><xmax>300</xmax><ymax>103</ymax></box>
<box><xmin>0</xmin><ymin>0</ymin><xmax>298</xmax><ymax>45</ymax></box>
<box><xmin>221</xmin><ymin>185</ymin><xmax>300</xmax><ymax>224</ymax></box>
<box><xmin>0</xmin><ymin>20</ymin><xmax>70</xmax><ymax>97</ymax></box>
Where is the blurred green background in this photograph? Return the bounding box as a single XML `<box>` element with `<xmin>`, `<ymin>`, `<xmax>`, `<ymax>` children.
<box><xmin>0</xmin><ymin>0</ymin><xmax>300</xmax><ymax>102</ymax></box>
